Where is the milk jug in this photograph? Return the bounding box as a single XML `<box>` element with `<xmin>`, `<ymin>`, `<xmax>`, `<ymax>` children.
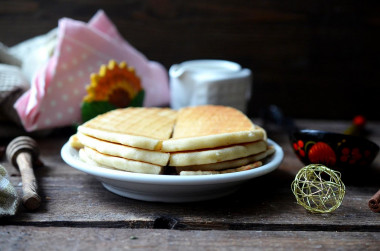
<box><xmin>169</xmin><ymin>60</ymin><xmax>252</xmax><ymax>113</ymax></box>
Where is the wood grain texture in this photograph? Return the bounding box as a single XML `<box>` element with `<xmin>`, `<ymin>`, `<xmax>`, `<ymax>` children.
<box><xmin>0</xmin><ymin>0</ymin><xmax>379</xmax><ymax>119</ymax></box>
<box><xmin>3</xmin><ymin>174</ymin><xmax>380</xmax><ymax>231</ymax></box>
<box><xmin>1</xmin><ymin>227</ymin><xmax>380</xmax><ymax>251</ymax></box>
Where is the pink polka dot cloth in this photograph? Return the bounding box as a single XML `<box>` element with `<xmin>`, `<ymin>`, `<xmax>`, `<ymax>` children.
<box><xmin>14</xmin><ymin>10</ymin><xmax>170</xmax><ymax>132</ymax></box>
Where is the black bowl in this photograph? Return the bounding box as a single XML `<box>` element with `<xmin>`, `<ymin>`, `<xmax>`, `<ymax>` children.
<box><xmin>291</xmin><ymin>129</ymin><xmax>379</xmax><ymax>170</ymax></box>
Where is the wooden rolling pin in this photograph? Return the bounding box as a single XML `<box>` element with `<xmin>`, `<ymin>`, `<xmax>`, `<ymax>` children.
<box><xmin>6</xmin><ymin>136</ymin><xmax>42</xmax><ymax>210</ymax></box>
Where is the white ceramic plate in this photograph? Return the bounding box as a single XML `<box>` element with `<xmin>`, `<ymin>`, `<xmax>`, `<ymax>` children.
<box><xmin>61</xmin><ymin>139</ymin><xmax>283</xmax><ymax>202</ymax></box>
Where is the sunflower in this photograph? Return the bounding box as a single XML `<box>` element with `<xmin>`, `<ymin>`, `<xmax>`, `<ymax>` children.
<box><xmin>81</xmin><ymin>60</ymin><xmax>145</xmax><ymax>122</ymax></box>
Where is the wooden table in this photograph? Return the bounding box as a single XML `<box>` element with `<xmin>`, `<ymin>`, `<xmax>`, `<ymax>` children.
<box><xmin>1</xmin><ymin>120</ymin><xmax>380</xmax><ymax>250</ymax></box>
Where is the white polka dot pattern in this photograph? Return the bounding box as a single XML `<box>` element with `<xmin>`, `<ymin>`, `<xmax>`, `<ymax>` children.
<box><xmin>13</xmin><ymin>10</ymin><xmax>170</xmax><ymax>131</ymax></box>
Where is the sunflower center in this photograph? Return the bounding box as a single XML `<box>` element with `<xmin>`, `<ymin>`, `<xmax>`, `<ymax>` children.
<box><xmin>108</xmin><ymin>88</ymin><xmax>131</xmax><ymax>108</ymax></box>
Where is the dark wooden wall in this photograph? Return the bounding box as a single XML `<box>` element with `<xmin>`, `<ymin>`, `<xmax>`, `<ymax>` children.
<box><xmin>1</xmin><ymin>0</ymin><xmax>379</xmax><ymax>120</ymax></box>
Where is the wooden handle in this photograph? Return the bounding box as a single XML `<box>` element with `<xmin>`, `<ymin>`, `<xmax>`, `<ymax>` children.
<box><xmin>16</xmin><ymin>152</ymin><xmax>41</xmax><ymax>210</ymax></box>
<box><xmin>6</xmin><ymin>136</ymin><xmax>42</xmax><ymax>211</ymax></box>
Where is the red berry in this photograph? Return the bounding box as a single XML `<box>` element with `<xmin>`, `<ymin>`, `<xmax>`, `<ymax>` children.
<box><xmin>308</xmin><ymin>142</ymin><xmax>337</xmax><ymax>166</ymax></box>
<box><xmin>298</xmin><ymin>140</ymin><xmax>304</xmax><ymax>148</ymax></box>
<box><xmin>353</xmin><ymin>115</ymin><xmax>366</xmax><ymax>127</ymax></box>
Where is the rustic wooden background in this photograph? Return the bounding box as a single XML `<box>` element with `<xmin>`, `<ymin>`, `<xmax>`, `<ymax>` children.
<box><xmin>1</xmin><ymin>0</ymin><xmax>379</xmax><ymax>120</ymax></box>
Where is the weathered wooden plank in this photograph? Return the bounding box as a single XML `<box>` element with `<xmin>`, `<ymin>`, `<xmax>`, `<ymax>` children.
<box><xmin>1</xmin><ymin>227</ymin><xmax>380</xmax><ymax>251</ymax></box>
<box><xmin>2</xmin><ymin>170</ymin><xmax>380</xmax><ymax>231</ymax></box>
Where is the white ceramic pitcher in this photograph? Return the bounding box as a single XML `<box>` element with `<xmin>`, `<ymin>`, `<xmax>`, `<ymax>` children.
<box><xmin>169</xmin><ymin>60</ymin><xmax>252</xmax><ymax>113</ymax></box>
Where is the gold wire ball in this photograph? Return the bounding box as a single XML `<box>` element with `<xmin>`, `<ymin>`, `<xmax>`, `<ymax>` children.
<box><xmin>291</xmin><ymin>164</ymin><xmax>345</xmax><ymax>213</ymax></box>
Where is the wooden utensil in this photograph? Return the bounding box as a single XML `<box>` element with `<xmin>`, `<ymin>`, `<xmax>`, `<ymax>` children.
<box><xmin>6</xmin><ymin>136</ymin><xmax>42</xmax><ymax>210</ymax></box>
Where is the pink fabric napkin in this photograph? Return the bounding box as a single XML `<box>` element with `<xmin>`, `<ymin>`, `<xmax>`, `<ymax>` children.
<box><xmin>14</xmin><ymin>10</ymin><xmax>170</xmax><ymax>132</ymax></box>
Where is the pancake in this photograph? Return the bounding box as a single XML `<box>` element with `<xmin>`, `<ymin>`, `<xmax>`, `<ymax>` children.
<box><xmin>74</xmin><ymin>105</ymin><xmax>274</xmax><ymax>175</ymax></box>
<box><xmin>69</xmin><ymin>134</ymin><xmax>84</xmax><ymax>150</ymax></box>
<box><xmin>78</xmin><ymin>107</ymin><xmax>177</xmax><ymax>150</ymax></box>
<box><xmin>161</xmin><ymin>105</ymin><xmax>266</xmax><ymax>152</ymax></box>
<box><xmin>168</xmin><ymin>140</ymin><xmax>267</xmax><ymax>166</ymax></box>
<box><xmin>80</xmin><ymin>146</ymin><xmax>163</xmax><ymax>175</ymax></box>
<box><xmin>174</xmin><ymin>146</ymin><xmax>275</xmax><ymax>172</ymax></box>
<box><xmin>77</xmin><ymin>132</ymin><xmax>170</xmax><ymax>166</ymax></box>
<box><xmin>179</xmin><ymin>161</ymin><xmax>263</xmax><ymax>176</ymax></box>
<box><xmin>79</xmin><ymin>146</ymin><xmax>111</xmax><ymax>168</ymax></box>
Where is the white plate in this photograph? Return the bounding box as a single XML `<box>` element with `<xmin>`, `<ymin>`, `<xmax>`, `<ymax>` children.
<box><xmin>61</xmin><ymin>139</ymin><xmax>283</xmax><ymax>202</ymax></box>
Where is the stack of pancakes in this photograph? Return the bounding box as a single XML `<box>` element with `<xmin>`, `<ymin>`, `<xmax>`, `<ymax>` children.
<box><xmin>71</xmin><ymin>105</ymin><xmax>275</xmax><ymax>175</ymax></box>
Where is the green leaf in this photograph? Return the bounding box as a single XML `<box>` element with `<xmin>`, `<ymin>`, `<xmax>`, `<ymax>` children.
<box><xmin>80</xmin><ymin>91</ymin><xmax>144</xmax><ymax>123</ymax></box>
<box><xmin>81</xmin><ymin>101</ymin><xmax>117</xmax><ymax>123</ymax></box>
<box><xmin>129</xmin><ymin>90</ymin><xmax>145</xmax><ymax>107</ymax></box>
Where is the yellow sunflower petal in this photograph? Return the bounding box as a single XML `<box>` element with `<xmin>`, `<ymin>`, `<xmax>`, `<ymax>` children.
<box><xmin>83</xmin><ymin>60</ymin><xmax>143</xmax><ymax>105</ymax></box>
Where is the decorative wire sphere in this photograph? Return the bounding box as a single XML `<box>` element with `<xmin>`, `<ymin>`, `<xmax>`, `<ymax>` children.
<box><xmin>291</xmin><ymin>164</ymin><xmax>345</xmax><ymax>213</ymax></box>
